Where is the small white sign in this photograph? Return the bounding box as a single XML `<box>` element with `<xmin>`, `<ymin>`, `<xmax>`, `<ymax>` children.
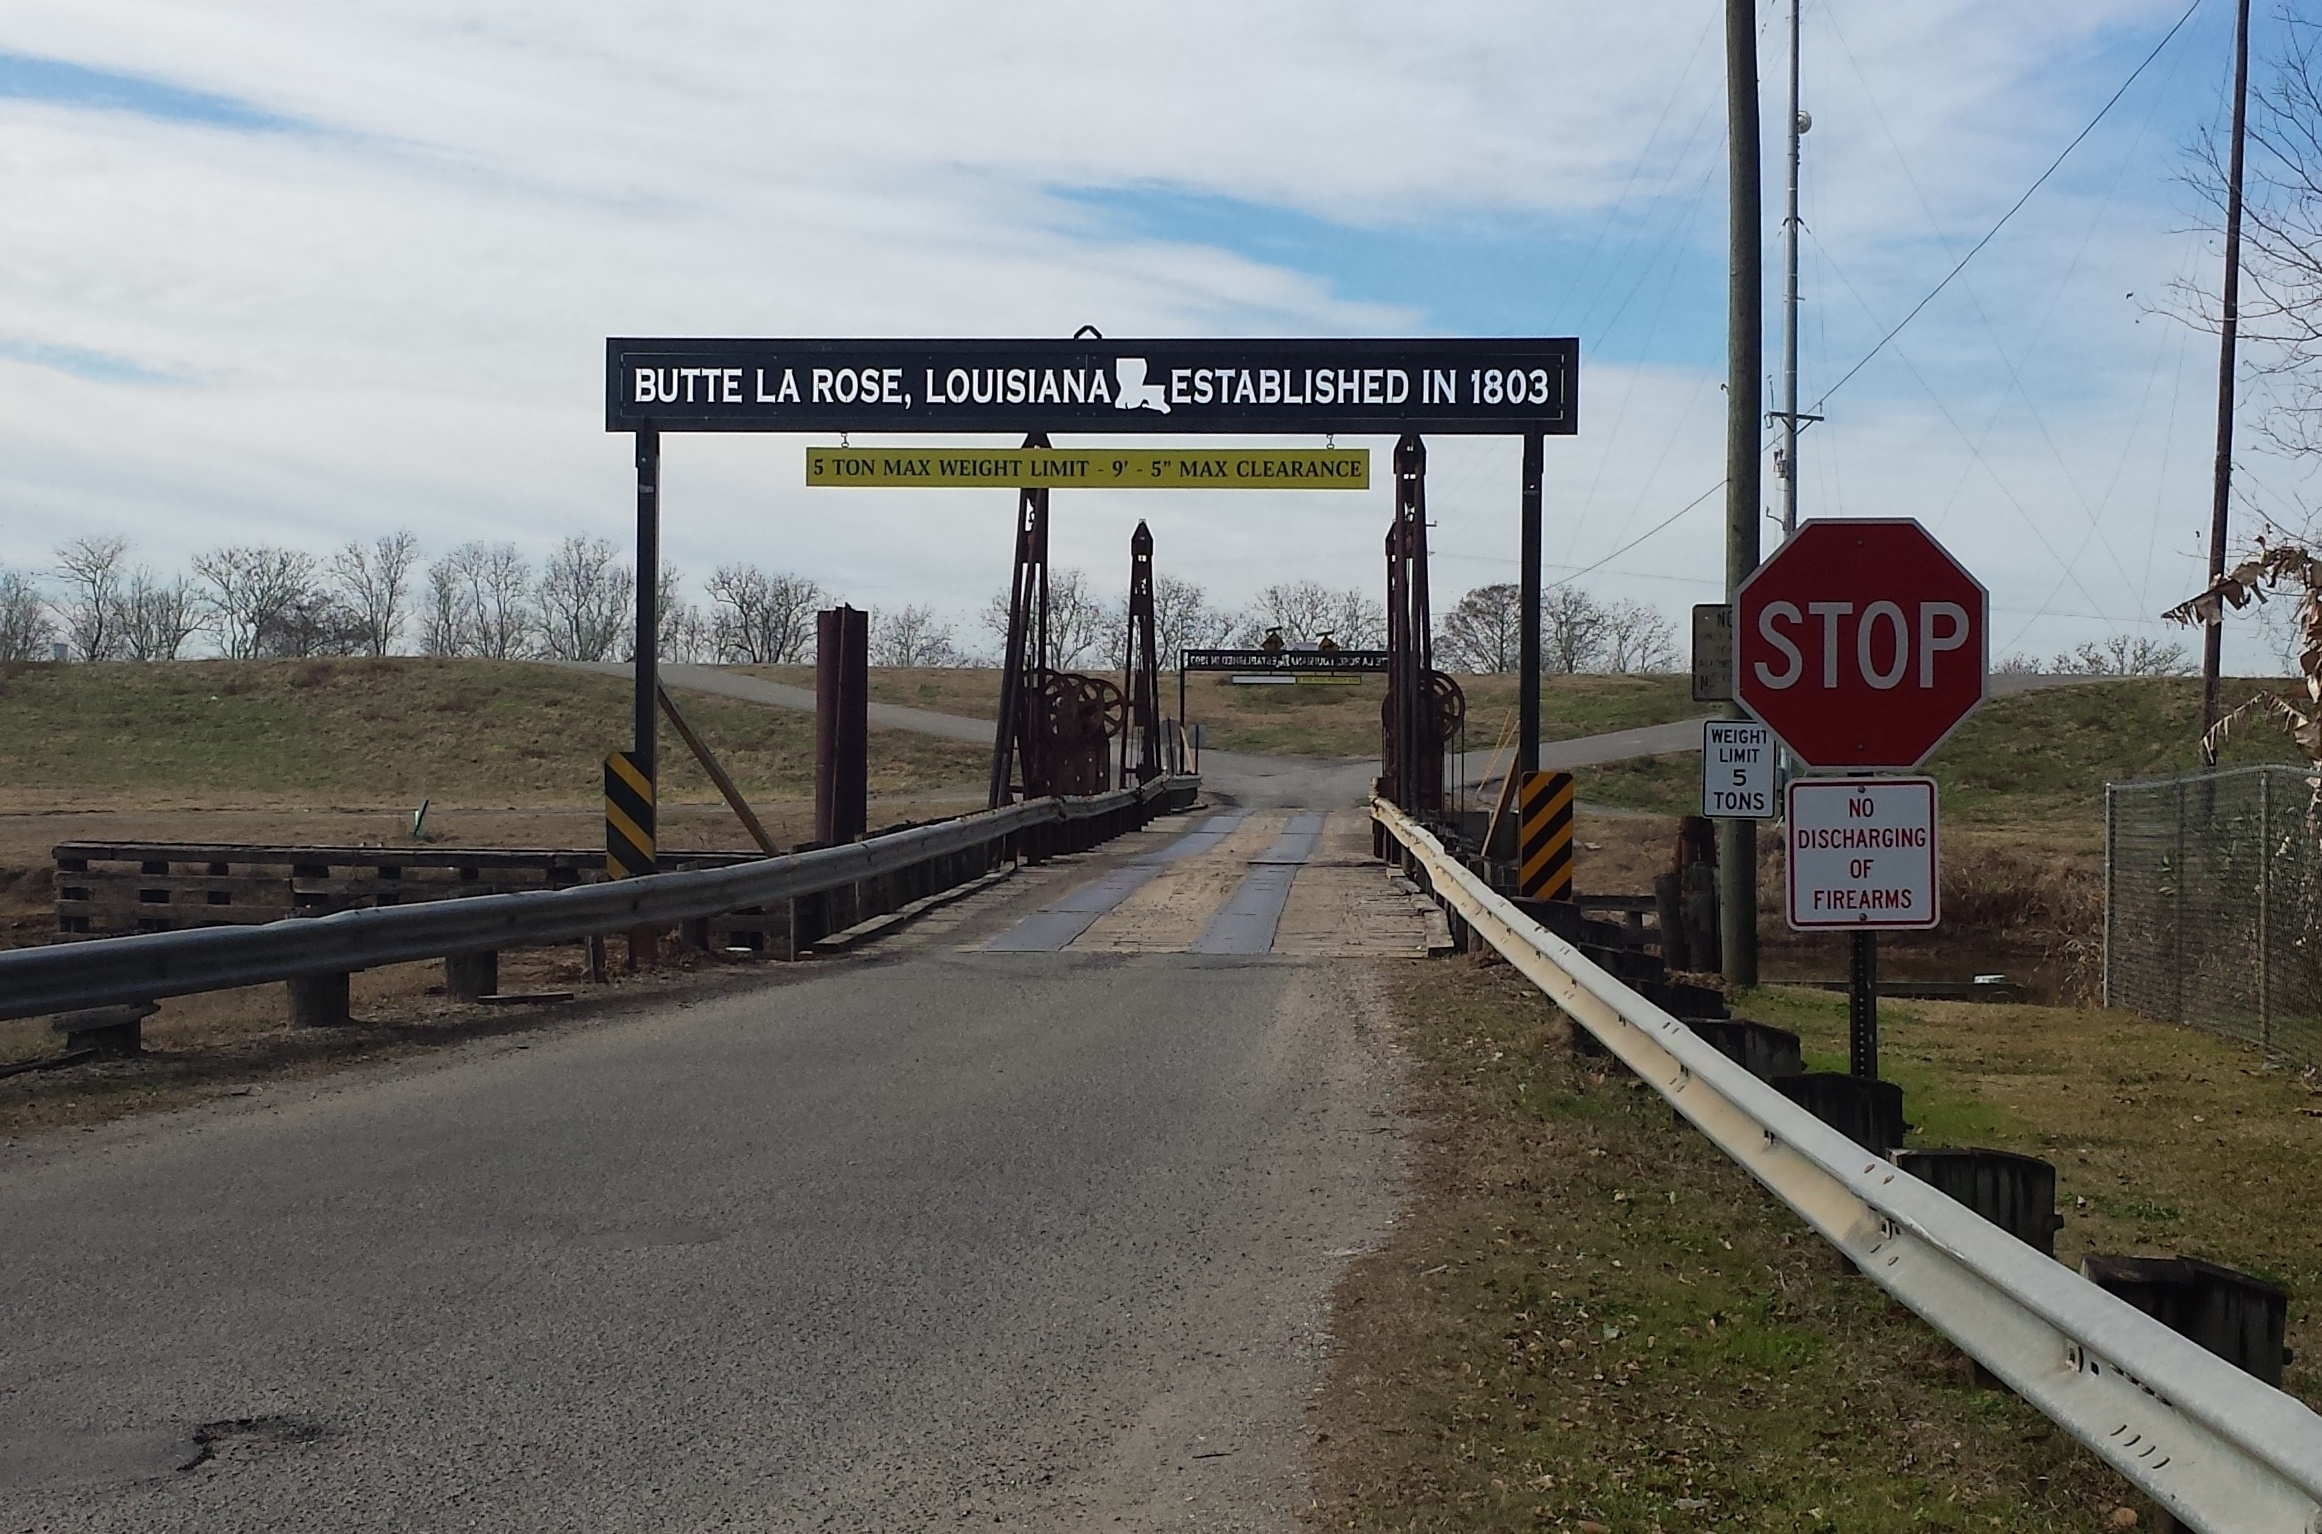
<box><xmin>1786</xmin><ymin>776</ymin><xmax>1939</xmax><ymax>930</ymax></box>
<box><xmin>1701</xmin><ymin>720</ymin><xmax>1775</xmax><ymax>819</ymax></box>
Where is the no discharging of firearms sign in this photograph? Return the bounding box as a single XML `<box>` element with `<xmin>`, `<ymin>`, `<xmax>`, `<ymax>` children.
<box><xmin>1785</xmin><ymin>776</ymin><xmax>1939</xmax><ymax>930</ymax></box>
<box><xmin>805</xmin><ymin>446</ymin><xmax>1369</xmax><ymax>489</ymax></box>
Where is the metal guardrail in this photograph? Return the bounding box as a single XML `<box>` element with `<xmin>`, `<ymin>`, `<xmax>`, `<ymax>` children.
<box><xmin>0</xmin><ymin>779</ymin><xmax>1194</xmax><ymax>1024</ymax></box>
<box><xmin>1372</xmin><ymin>799</ymin><xmax>2322</xmax><ymax>1534</ymax></box>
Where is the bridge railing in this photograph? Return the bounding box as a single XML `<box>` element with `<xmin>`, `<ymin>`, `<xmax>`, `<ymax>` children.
<box><xmin>1372</xmin><ymin>796</ymin><xmax>2322</xmax><ymax>1534</ymax></box>
<box><xmin>0</xmin><ymin>776</ymin><xmax>1199</xmax><ymax>1024</ymax></box>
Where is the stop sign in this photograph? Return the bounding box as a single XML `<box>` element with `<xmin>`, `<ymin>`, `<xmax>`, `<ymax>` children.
<box><xmin>1735</xmin><ymin>518</ymin><xmax>1986</xmax><ymax>769</ymax></box>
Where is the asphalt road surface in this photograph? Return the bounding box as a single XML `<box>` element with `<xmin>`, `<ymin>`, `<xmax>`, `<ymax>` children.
<box><xmin>0</xmin><ymin>809</ymin><xmax>1420</xmax><ymax>1532</ymax></box>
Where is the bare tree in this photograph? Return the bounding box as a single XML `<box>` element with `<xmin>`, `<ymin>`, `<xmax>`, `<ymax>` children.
<box><xmin>1602</xmin><ymin>598</ymin><xmax>1680</xmax><ymax>673</ymax></box>
<box><xmin>194</xmin><ymin>546</ymin><xmax>319</xmax><ymax>660</ymax></box>
<box><xmin>2177</xmin><ymin>12</ymin><xmax>2322</xmax><ymax>456</ymax></box>
<box><xmin>472</xmin><ymin>546</ymin><xmax>535</xmax><ymax>658</ymax></box>
<box><xmin>1439</xmin><ymin>582</ymin><xmax>1521</xmax><ymax>673</ymax></box>
<box><xmin>259</xmin><ymin>589</ymin><xmax>366</xmax><ymax>657</ymax></box>
<box><xmin>1242</xmin><ymin>580</ymin><xmax>1336</xmax><ymax>644</ymax></box>
<box><xmin>1050</xmin><ymin>570</ymin><xmax>1113</xmax><ymax>669</ymax></box>
<box><xmin>983</xmin><ymin>568</ymin><xmax>1112</xmax><ymax>671</ymax></box>
<box><xmin>707</xmin><ymin>565</ymin><xmax>822</xmax><ymax>663</ymax></box>
<box><xmin>1151</xmin><ymin>573</ymin><xmax>1231</xmax><ymax>670</ymax></box>
<box><xmin>422</xmin><ymin>559</ymin><xmax>467</xmax><ymax>657</ymax></box>
<box><xmin>1238</xmin><ymin>580</ymin><xmax>1384</xmax><ymax>648</ymax></box>
<box><xmin>424</xmin><ymin>543</ymin><xmax>534</xmax><ymax>658</ymax></box>
<box><xmin>54</xmin><ymin>535</ymin><xmax>130</xmax><ymax>661</ymax></box>
<box><xmin>535</xmin><ymin>535</ymin><xmax>632</xmax><ymax>661</ymax></box>
<box><xmin>1993</xmin><ymin>651</ymin><xmax>2041</xmax><ymax>674</ymax></box>
<box><xmin>1542</xmin><ymin>587</ymin><xmax>1606</xmax><ymax>674</ymax></box>
<box><xmin>121</xmin><ymin>569</ymin><xmax>201</xmax><ymax>660</ymax></box>
<box><xmin>873</xmin><ymin>604</ymin><xmax>962</xmax><ymax>667</ymax></box>
<box><xmin>2049</xmin><ymin>635</ymin><xmax>2195</xmax><ymax>677</ymax></box>
<box><xmin>0</xmin><ymin>568</ymin><xmax>55</xmax><ymax>661</ymax></box>
<box><xmin>649</xmin><ymin>563</ymin><xmax>709</xmax><ymax>662</ymax></box>
<box><xmin>330</xmin><ymin>531</ymin><xmax>420</xmax><ymax>657</ymax></box>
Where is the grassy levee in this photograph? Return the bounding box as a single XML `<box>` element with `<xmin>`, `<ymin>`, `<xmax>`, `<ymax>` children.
<box><xmin>1315</xmin><ymin>956</ymin><xmax>2321</xmax><ymax>1531</ymax></box>
<box><xmin>0</xmin><ymin>657</ymin><xmax>992</xmax><ymax>955</ymax></box>
<box><xmin>1587</xmin><ymin>677</ymin><xmax>2308</xmax><ymax>832</ymax></box>
<box><xmin>742</xmin><ymin>665</ymin><xmax>1702</xmax><ymax>759</ymax></box>
<box><xmin>0</xmin><ymin>656</ymin><xmax>984</xmax><ymax>804</ymax></box>
<box><xmin>1178</xmin><ymin>673</ymin><xmax>1698</xmax><ymax>759</ymax></box>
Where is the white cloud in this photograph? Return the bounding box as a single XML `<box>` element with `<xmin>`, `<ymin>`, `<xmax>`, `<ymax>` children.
<box><xmin>0</xmin><ymin>0</ymin><xmax>2290</xmax><ymax>672</ymax></box>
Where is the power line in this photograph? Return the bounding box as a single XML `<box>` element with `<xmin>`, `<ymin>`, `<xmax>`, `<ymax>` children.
<box><xmin>1545</xmin><ymin>478</ymin><xmax>1726</xmax><ymax>592</ymax></box>
<box><xmin>1814</xmin><ymin>0</ymin><xmax>2207</xmax><ymax>410</ymax></box>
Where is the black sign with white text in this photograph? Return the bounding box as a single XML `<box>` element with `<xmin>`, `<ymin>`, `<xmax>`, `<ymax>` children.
<box><xmin>607</xmin><ymin>337</ymin><xmax>1577</xmax><ymax>435</ymax></box>
<box><xmin>1181</xmin><ymin>648</ymin><xmax>1391</xmax><ymax>674</ymax></box>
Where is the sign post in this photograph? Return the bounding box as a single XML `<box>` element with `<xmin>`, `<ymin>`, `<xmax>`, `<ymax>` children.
<box><xmin>1737</xmin><ymin>519</ymin><xmax>1986</xmax><ymax>1083</ymax></box>
<box><xmin>607</xmin><ymin>334</ymin><xmax>1581</xmax><ymax>857</ymax></box>
<box><xmin>1785</xmin><ymin>775</ymin><xmax>1939</xmax><ymax>1078</ymax></box>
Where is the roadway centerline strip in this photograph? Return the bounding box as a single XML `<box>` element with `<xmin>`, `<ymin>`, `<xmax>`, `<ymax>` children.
<box><xmin>984</xmin><ymin>812</ymin><xmax>1248</xmax><ymax>953</ymax></box>
<box><xmin>1188</xmin><ymin>812</ymin><xmax>1326</xmax><ymax>955</ymax></box>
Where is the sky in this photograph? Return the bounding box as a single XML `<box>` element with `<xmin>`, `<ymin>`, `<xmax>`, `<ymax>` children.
<box><xmin>0</xmin><ymin>0</ymin><xmax>2299</xmax><ymax>668</ymax></box>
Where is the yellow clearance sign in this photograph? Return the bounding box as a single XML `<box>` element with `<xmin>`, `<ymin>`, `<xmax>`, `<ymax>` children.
<box><xmin>804</xmin><ymin>446</ymin><xmax>1369</xmax><ymax>489</ymax></box>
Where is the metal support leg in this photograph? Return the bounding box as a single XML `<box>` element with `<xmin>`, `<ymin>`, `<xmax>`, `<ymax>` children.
<box><xmin>1849</xmin><ymin>930</ymin><xmax>1878</xmax><ymax>1080</ymax></box>
<box><xmin>1519</xmin><ymin>431</ymin><xmax>1542</xmax><ymax>782</ymax></box>
<box><xmin>633</xmin><ymin>423</ymin><xmax>661</xmax><ymax>873</ymax></box>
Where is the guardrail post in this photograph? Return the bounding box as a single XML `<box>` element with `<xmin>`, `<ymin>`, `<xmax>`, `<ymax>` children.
<box><xmin>445</xmin><ymin>950</ymin><xmax>498</xmax><ymax>1002</ymax></box>
<box><xmin>1892</xmin><ymin>1149</ymin><xmax>2063</xmax><ymax>1257</ymax></box>
<box><xmin>288</xmin><ymin>971</ymin><xmax>351</xmax><ymax>1027</ymax></box>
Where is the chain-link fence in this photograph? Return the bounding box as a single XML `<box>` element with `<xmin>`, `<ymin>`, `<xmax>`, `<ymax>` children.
<box><xmin>2106</xmin><ymin>764</ymin><xmax>2322</xmax><ymax>1068</ymax></box>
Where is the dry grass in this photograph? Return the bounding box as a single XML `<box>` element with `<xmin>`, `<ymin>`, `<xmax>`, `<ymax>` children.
<box><xmin>0</xmin><ymin>657</ymin><xmax>986</xmax><ymax>803</ymax></box>
<box><xmin>0</xmin><ymin>658</ymin><xmax>992</xmax><ymax>950</ymax></box>
<box><xmin>1312</xmin><ymin>957</ymin><xmax>2141</xmax><ymax>1531</ymax></box>
<box><xmin>1312</xmin><ymin>956</ymin><xmax>2321</xmax><ymax>1530</ymax></box>
<box><xmin>1736</xmin><ymin>984</ymin><xmax>2322</xmax><ymax>1343</ymax></box>
<box><xmin>1568</xmin><ymin>812</ymin><xmax>2103</xmax><ymax>999</ymax></box>
<box><xmin>741</xmin><ymin>666</ymin><xmax>1703</xmax><ymax>759</ymax></box>
<box><xmin>1581</xmin><ymin>678</ymin><xmax>2306</xmax><ymax>831</ymax></box>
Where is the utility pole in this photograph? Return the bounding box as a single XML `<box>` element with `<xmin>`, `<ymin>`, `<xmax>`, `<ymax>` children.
<box><xmin>1721</xmin><ymin>0</ymin><xmax>1763</xmax><ymax>989</ymax></box>
<box><xmin>2201</xmin><ymin>0</ymin><xmax>2252</xmax><ymax>765</ymax></box>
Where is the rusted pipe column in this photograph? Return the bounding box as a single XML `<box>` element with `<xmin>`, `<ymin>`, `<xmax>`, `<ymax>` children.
<box><xmin>816</xmin><ymin>606</ymin><xmax>870</xmax><ymax>844</ymax></box>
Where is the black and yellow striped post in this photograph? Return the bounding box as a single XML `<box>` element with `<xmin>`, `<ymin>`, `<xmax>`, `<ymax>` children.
<box><xmin>1518</xmin><ymin>770</ymin><xmax>1575</xmax><ymax>900</ymax></box>
<box><xmin>605</xmin><ymin>750</ymin><xmax>656</xmax><ymax>879</ymax></box>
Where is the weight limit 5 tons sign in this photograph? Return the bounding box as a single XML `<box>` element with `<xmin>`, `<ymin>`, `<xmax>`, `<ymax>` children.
<box><xmin>1701</xmin><ymin>720</ymin><xmax>1774</xmax><ymax>819</ymax></box>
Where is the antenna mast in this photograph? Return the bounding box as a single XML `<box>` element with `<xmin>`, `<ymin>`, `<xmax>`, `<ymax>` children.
<box><xmin>1780</xmin><ymin>0</ymin><xmax>1806</xmax><ymax>535</ymax></box>
<box><xmin>1770</xmin><ymin>0</ymin><xmax>1822</xmax><ymax>531</ymax></box>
